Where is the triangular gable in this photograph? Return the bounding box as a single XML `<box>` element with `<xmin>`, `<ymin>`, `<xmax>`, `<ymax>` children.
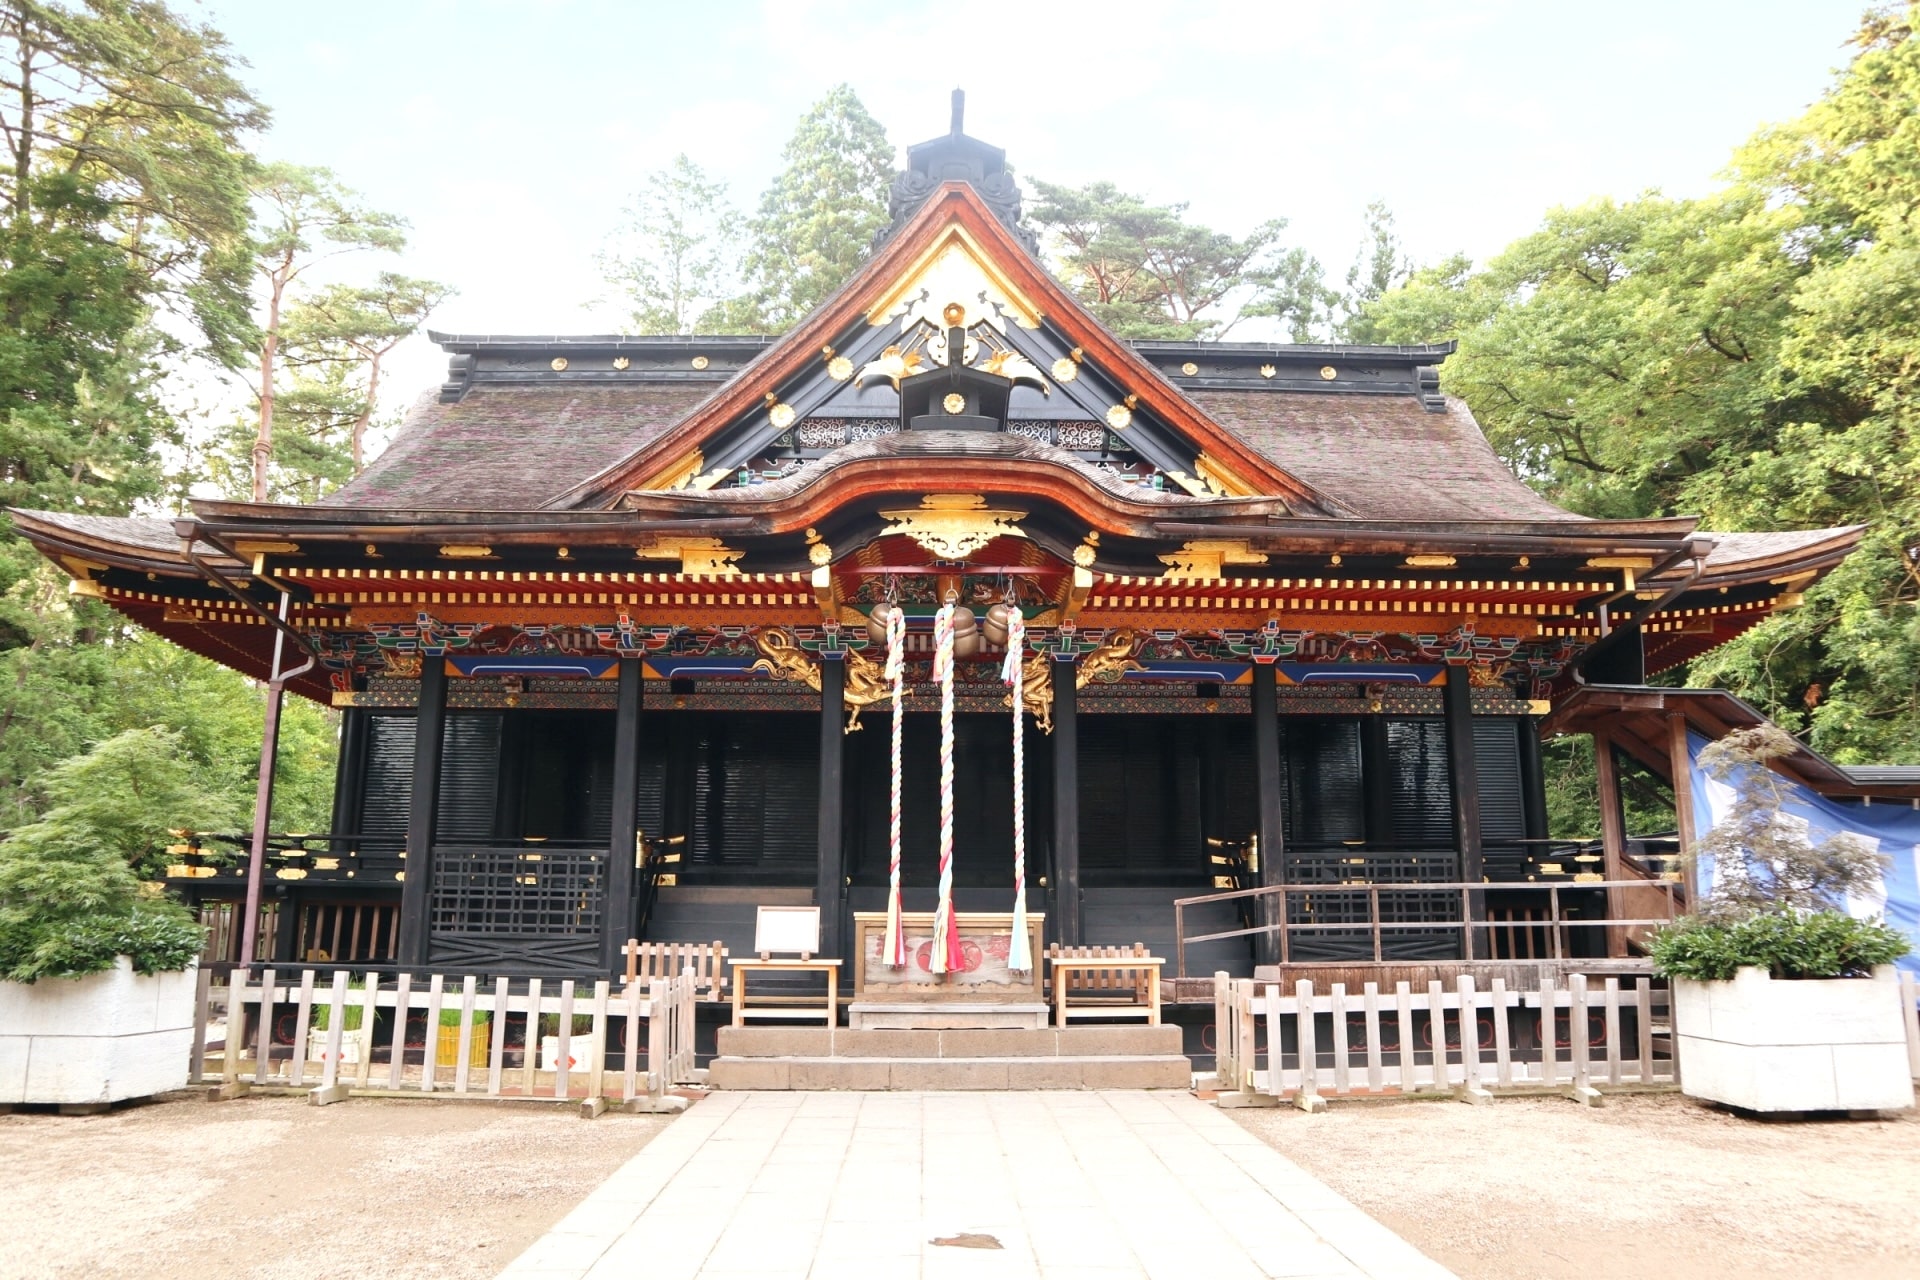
<box><xmin>548</xmin><ymin>182</ymin><xmax>1341</xmax><ymax>515</ymax></box>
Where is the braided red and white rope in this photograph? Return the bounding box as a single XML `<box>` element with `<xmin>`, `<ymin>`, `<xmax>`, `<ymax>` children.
<box><xmin>930</xmin><ymin>601</ymin><xmax>963</xmax><ymax>974</ymax></box>
<box><xmin>881</xmin><ymin>606</ymin><xmax>907</xmax><ymax>967</ymax></box>
<box><xmin>1001</xmin><ymin>608</ymin><xmax>1032</xmax><ymax>973</ymax></box>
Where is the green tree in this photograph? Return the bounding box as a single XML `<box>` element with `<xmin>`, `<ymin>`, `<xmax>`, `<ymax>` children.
<box><xmin>1335</xmin><ymin>201</ymin><xmax>1410</xmax><ymax>343</ymax></box>
<box><xmin>241</xmin><ymin>163</ymin><xmax>406</xmax><ymax>501</ymax></box>
<box><xmin>740</xmin><ymin>85</ymin><xmax>894</xmax><ymax>329</ymax></box>
<box><xmin>0</xmin><ymin>726</ymin><xmax>225</xmax><ymax>980</ymax></box>
<box><xmin>1030</xmin><ymin>178</ymin><xmax>1328</xmax><ymax>340</ymax></box>
<box><xmin>599</xmin><ymin>154</ymin><xmax>747</xmax><ymax>335</ymax></box>
<box><xmin>1363</xmin><ymin>3</ymin><xmax>1920</xmax><ymax>773</ymax></box>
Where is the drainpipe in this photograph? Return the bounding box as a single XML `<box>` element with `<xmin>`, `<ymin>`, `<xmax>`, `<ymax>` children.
<box><xmin>237</xmin><ymin>593</ymin><xmax>317</xmax><ymax>968</ymax></box>
<box><xmin>177</xmin><ymin>522</ymin><xmax>322</xmax><ymax>967</ymax></box>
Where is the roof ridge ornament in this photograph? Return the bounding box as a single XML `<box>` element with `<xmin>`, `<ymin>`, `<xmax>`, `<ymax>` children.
<box><xmin>878</xmin><ymin>89</ymin><xmax>1038</xmax><ymax>254</ymax></box>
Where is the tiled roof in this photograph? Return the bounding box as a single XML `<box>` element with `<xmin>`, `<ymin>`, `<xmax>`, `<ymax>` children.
<box><xmin>327</xmin><ymin>384</ymin><xmax>713</xmax><ymax>511</ymax></box>
<box><xmin>1184</xmin><ymin>390</ymin><xmax>1582</xmax><ymax>523</ymax></box>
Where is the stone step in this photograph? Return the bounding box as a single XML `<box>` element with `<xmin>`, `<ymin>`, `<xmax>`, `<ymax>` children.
<box><xmin>717</xmin><ymin>1024</ymin><xmax>1183</xmax><ymax>1060</ymax></box>
<box><xmin>707</xmin><ymin>1054</ymin><xmax>1193</xmax><ymax>1091</ymax></box>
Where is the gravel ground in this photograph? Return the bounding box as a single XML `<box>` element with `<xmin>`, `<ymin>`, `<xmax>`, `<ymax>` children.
<box><xmin>0</xmin><ymin>1093</ymin><xmax>667</xmax><ymax>1280</ymax></box>
<box><xmin>1231</xmin><ymin>1091</ymin><xmax>1920</xmax><ymax>1280</ymax></box>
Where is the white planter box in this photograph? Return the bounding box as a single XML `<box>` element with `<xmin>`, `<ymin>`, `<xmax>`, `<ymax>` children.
<box><xmin>540</xmin><ymin>1034</ymin><xmax>587</xmax><ymax>1073</ymax></box>
<box><xmin>1674</xmin><ymin>965</ymin><xmax>1915</xmax><ymax>1113</ymax></box>
<box><xmin>307</xmin><ymin>1029</ymin><xmax>361</xmax><ymax>1066</ymax></box>
<box><xmin>0</xmin><ymin>957</ymin><xmax>197</xmax><ymax>1106</ymax></box>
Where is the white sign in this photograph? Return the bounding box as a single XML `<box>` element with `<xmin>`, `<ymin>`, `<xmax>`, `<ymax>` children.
<box><xmin>754</xmin><ymin>905</ymin><xmax>821</xmax><ymax>955</ymax></box>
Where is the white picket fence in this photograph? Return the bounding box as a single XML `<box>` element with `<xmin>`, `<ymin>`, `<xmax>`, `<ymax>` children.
<box><xmin>1217</xmin><ymin>970</ymin><xmax>1920</xmax><ymax>1105</ymax></box>
<box><xmin>1215</xmin><ymin>971</ymin><xmax>1679</xmax><ymax>1103</ymax></box>
<box><xmin>193</xmin><ymin>967</ymin><xmax>701</xmax><ymax>1114</ymax></box>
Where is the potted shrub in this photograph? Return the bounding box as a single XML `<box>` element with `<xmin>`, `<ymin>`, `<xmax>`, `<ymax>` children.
<box><xmin>0</xmin><ymin>729</ymin><xmax>232</xmax><ymax>1107</ymax></box>
<box><xmin>1651</xmin><ymin>725</ymin><xmax>1913</xmax><ymax>1114</ymax></box>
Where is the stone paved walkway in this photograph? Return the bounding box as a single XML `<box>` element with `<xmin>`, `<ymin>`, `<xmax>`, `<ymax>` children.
<box><xmin>496</xmin><ymin>1091</ymin><xmax>1455</xmax><ymax>1280</ymax></box>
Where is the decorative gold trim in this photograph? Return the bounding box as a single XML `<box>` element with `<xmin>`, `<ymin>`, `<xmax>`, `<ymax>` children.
<box><xmin>233</xmin><ymin>539</ymin><xmax>299</xmax><ymax>556</ymax></box>
<box><xmin>612</xmin><ymin>356</ymin><xmax>630</xmax><ymax>370</ymax></box>
<box><xmin>637</xmin><ymin>535</ymin><xmax>744</xmax><ymax>577</ymax></box>
<box><xmin>864</xmin><ymin>224</ymin><xmax>1044</xmax><ymax>331</ymax></box>
<box><xmin>1404</xmin><ymin>554</ymin><xmax>1457</xmax><ymax>569</ymax></box>
<box><xmin>808</xmin><ymin>541</ymin><xmax>834</xmax><ymax>567</ymax></box>
<box><xmin>1105</xmin><ymin>404</ymin><xmax>1133</xmax><ymax>430</ymax></box>
<box><xmin>1260</xmin><ymin>364</ymin><xmax>1276</xmax><ymax>379</ymax></box>
<box><xmin>878</xmin><ymin>494</ymin><xmax>1028</xmax><ymax>560</ymax></box>
<box><xmin>691</xmin><ymin>355</ymin><xmax>710</xmax><ymax>370</ymax></box>
<box><xmin>1193</xmin><ymin>451</ymin><xmax>1260</xmax><ymax>498</ymax></box>
<box><xmin>769</xmin><ymin>402</ymin><xmax>796</xmax><ymax>429</ymax></box>
<box><xmin>438</xmin><ymin>545</ymin><xmax>494</xmax><ymax>559</ymax></box>
<box><xmin>637</xmin><ymin>447</ymin><xmax>705</xmax><ymax>492</ymax></box>
<box><xmin>550</xmin><ymin>357</ymin><xmax>569</xmax><ymax>371</ymax></box>
<box><xmin>1157</xmin><ymin>540</ymin><xmax>1268</xmax><ymax>582</ymax></box>
<box><xmin>1181</xmin><ymin>362</ymin><xmax>1199</xmax><ymax>376</ymax></box>
<box><xmin>68</xmin><ymin>576</ymin><xmax>105</xmax><ymax>599</ymax></box>
<box><xmin>1319</xmin><ymin>365</ymin><xmax>1337</xmax><ymax>380</ymax></box>
<box><xmin>942</xmin><ymin>392</ymin><xmax>967</xmax><ymax>414</ymax></box>
<box><xmin>827</xmin><ymin>355</ymin><xmax>853</xmax><ymax>381</ymax></box>
<box><xmin>1051</xmin><ymin>357</ymin><xmax>1078</xmax><ymax>382</ymax></box>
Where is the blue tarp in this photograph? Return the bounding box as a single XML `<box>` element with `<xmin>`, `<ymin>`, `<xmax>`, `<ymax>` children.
<box><xmin>1688</xmin><ymin>731</ymin><xmax>1920</xmax><ymax>975</ymax></box>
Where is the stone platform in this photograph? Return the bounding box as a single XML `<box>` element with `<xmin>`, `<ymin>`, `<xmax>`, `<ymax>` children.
<box><xmin>707</xmin><ymin>1025</ymin><xmax>1192</xmax><ymax>1091</ymax></box>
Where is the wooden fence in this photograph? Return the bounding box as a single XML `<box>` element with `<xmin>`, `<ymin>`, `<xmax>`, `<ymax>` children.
<box><xmin>1219</xmin><ymin>970</ymin><xmax>1920</xmax><ymax>1107</ymax></box>
<box><xmin>192</xmin><ymin>967</ymin><xmax>701</xmax><ymax>1115</ymax></box>
<box><xmin>1215</xmin><ymin>971</ymin><xmax>1678</xmax><ymax>1105</ymax></box>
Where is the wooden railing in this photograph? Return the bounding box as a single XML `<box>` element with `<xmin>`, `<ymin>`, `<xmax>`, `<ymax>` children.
<box><xmin>1173</xmin><ymin>878</ymin><xmax>1684</xmax><ymax>978</ymax></box>
<box><xmin>192</xmin><ymin>966</ymin><xmax>702</xmax><ymax>1115</ymax></box>
<box><xmin>1214</xmin><ymin>971</ymin><xmax>1677</xmax><ymax>1105</ymax></box>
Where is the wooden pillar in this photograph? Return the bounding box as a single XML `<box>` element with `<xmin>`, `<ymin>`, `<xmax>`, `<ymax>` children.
<box><xmin>328</xmin><ymin>708</ymin><xmax>366</xmax><ymax>861</ymax></box>
<box><xmin>397</xmin><ymin>657</ymin><xmax>447</xmax><ymax>969</ymax></box>
<box><xmin>1444</xmin><ymin>665</ymin><xmax>1485</xmax><ymax>958</ymax></box>
<box><xmin>601</xmin><ymin>657</ymin><xmax>643</xmax><ymax>974</ymax></box>
<box><xmin>816</xmin><ymin>656</ymin><xmax>846</xmax><ymax>961</ymax></box>
<box><xmin>1252</xmin><ymin>663</ymin><xmax>1285</xmax><ymax>967</ymax></box>
<box><xmin>1593</xmin><ymin>729</ymin><xmax>1628</xmax><ymax>958</ymax></box>
<box><xmin>1051</xmin><ymin>657</ymin><xmax>1081</xmax><ymax>946</ymax></box>
<box><xmin>1518</xmin><ymin>711</ymin><xmax>1550</xmax><ymax>841</ymax></box>
<box><xmin>1666</xmin><ymin>714</ymin><xmax>1696</xmax><ymax>857</ymax></box>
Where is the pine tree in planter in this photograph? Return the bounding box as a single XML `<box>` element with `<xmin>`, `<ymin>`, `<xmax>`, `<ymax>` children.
<box><xmin>1651</xmin><ymin>724</ymin><xmax>1912</xmax><ymax>1114</ymax></box>
<box><xmin>0</xmin><ymin>729</ymin><xmax>236</xmax><ymax>1106</ymax></box>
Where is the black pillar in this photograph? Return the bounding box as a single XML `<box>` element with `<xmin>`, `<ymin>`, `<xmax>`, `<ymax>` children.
<box><xmin>816</xmin><ymin>656</ymin><xmax>846</xmax><ymax>960</ymax></box>
<box><xmin>328</xmin><ymin>708</ymin><xmax>365</xmax><ymax>861</ymax></box>
<box><xmin>1050</xmin><ymin>658</ymin><xmax>1081</xmax><ymax>946</ymax></box>
<box><xmin>398</xmin><ymin>657</ymin><xmax>447</xmax><ymax>969</ymax></box>
<box><xmin>1444</xmin><ymin>664</ymin><xmax>1485</xmax><ymax>957</ymax></box>
<box><xmin>602</xmin><ymin>657</ymin><xmax>643</xmax><ymax>974</ymax></box>
<box><xmin>1251</xmin><ymin>663</ymin><xmax>1285</xmax><ymax>966</ymax></box>
<box><xmin>1518</xmin><ymin>712</ymin><xmax>1549</xmax><ymax>841</ymax></box>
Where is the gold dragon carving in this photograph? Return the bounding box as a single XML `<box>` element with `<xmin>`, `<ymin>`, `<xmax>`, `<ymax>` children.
<box><xmin>749</xmin><ymin>629</ymin><xmax>897</xmax><ymax>733</ymax></box>
<box><xmin>1004</xmin><ymin>652</ymin><xmax>1055</xmax><ymax>735</ymax></box>
<box><xmin>1075</xmin><ymin>628</ymin><xmax>1146</xmax><ymax>688</ymax></box>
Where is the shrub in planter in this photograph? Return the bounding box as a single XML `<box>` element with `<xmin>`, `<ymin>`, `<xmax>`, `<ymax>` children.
<box><xmin>0</xmin><ymin>729</ymin><xmax>233</xmax><ymax>1105</ymax></box>
<box><xmin>1651</xmin><ymin>725</ymin><xmax>1913</xmax><ymax>1113</ymax></box>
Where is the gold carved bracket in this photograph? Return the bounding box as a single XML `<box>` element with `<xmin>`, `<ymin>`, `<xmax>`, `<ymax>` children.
<box><xmin>1157</xmin><ymin>539</ymin><xmax>1268</xmax><ymax>582</ymax></box>
<box><xmin>879</xmin><ymin>494</ymin><xmax>1027</xmax><ymax>561</ymax></box>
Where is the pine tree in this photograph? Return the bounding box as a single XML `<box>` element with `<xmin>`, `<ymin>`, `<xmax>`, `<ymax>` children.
<box><xmin>740</xmin><ymin>85</ymin><xmax>895</xmax><ymax>329</ymax></box>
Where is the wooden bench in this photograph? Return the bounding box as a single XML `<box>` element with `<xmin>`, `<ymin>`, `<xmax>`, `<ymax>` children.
<box><xmin>1046</xmin><ymin>942</ymin><xmax>1163</xmax><ymax>1026</ymax></box>
<box><xmin>622</xmin><ymin>939</ymin><xmax>730</xmax><ymax>1002</ymax></box>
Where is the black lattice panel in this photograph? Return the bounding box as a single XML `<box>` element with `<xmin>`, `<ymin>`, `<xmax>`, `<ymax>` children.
<box><xmin>1282</xmin><ymin>850</ymin><xmax>1464</xmax><ymax>960</ymax></box>
<box><xmin>428</xmin><ymin>845</ymin><xmax>605</xmax><ymax>941</ymax></box>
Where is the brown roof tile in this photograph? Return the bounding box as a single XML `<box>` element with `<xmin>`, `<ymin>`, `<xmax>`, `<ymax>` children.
<box><xmin>1186</xmin><ymin>389</ymin><xmax>1582</xmax><ymax>522</ymax></box>
<box><xmin>328</xmin><ymin>384</ymin><xmax>712</xmax><ymax>511</ymax></box>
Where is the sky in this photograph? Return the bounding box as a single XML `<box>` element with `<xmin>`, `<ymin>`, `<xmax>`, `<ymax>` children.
<box><xmin>190</xmin><ymin>0</ymin><xmax>1872</xmax><ymax>419</ymax></box>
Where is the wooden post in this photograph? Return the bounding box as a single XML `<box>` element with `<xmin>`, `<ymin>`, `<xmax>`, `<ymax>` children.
<box><xmin>1252</xmin><ymin>662</ymin><xmax>1286</xmax><ymax>967</ymax></box>
<box><xmin>602</xmin><ymin>657</ymin><xmax>643</xmax><ymax>974</ymax></box>
<box><xmin>1518</xmin><ymin>708</ymin><xmax>1550</xmax><ymax>841</ymax></box>
<box><xmin>398</xmin><ymin>656</ymin><xmax>448</xmax><ymax>969</ymax></box>
<box><xmin>1444</xmin><ymin>665</ymin><xmax>1485</xmax><ymax>958</ymax></box>
<box><xmin>1667</xmin><ymin>714</ymin><xmax>1697</xmax><ymax>858</ymax></box>
<box><xmin>816</xmin><ymin>654</ymin><xmax>846</xmax><ymax>962</ymax></box>
<box><xmin>1051</xmin><ymin>656</ymin><xmax>1081</xmax><ymax>946</ymax></box>
<box><xmin>1594</xmin><ymin>730</ymin><xmax>1628</xmax><ymax>958</ymax></box>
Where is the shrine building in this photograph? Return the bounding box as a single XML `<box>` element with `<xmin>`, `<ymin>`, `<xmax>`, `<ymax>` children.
<box><xmin>12</xmin><ymin>102</ymin><xmax>1902</xmax><ymax>1018</ymax></box>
